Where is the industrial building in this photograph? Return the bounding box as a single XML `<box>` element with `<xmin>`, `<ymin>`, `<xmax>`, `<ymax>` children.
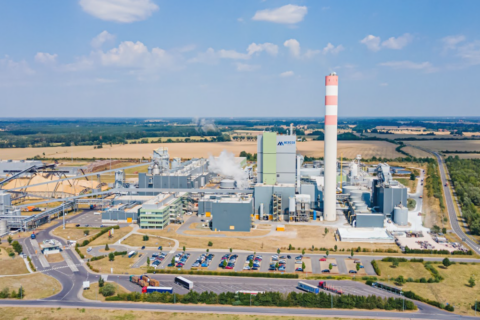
<box><xmin>0</xmin><ymin>159</ymin><xmax>44</xmax><ymax>178</ymax></box>
<box><xmin>199</xmin><ymin>194</ymin><xmax>253</xmax><ymax>232</ymax></box>
<box><xmin>138</xmin><ymin>192</ymin><xmax>187</xmax><ymax>229</ymax></box>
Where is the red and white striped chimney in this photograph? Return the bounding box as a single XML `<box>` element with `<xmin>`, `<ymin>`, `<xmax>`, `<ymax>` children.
<box><xmin>324</xmin><ymin>72</ymin><xmax>338</xmax><ymax>222</ymax></box>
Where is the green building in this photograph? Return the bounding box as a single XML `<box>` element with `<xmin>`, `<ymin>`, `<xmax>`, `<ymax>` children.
<box><xmin>139</xmin><ymin>193</ymin><xmax>186</xmax><ymax>229</ymax></box>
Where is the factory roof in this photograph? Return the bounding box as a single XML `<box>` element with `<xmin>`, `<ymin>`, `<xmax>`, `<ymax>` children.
<box><xmin>142</xmin><ymin>192</ymin><xmax>186</xmax><ymax>210</ymax></box>
<box><xmin>337</xmin><ymin>228</ymin><xmax>394</xmax><ymax>242</ymax></box>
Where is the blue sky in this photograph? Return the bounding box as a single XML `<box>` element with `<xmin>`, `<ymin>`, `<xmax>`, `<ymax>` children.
<box><xmin>0</xmin><ymin>0</ymin><xmax>479</xmax><ymax>118</ymax></box>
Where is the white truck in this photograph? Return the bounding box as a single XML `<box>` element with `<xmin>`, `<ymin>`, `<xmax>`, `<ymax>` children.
<box><xmin>83</xmin><ymin>281</ymin><xmax>90</xmax><ymax>290</ymax></box>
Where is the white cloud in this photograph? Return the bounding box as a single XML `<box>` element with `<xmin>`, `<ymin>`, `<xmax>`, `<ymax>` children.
<box><xmin>91</xmin><ymin>30</ymin><xmax>116</xmax><ymax>48</ymax></box>
<box><xmin>361</xmin><ymin>34</ymin><xmax>413</xmax><ymax>51</ymax></box>
<box><xmin>280</xmin><ymin>71</ymin><xmax>294</xmax><ymax>77</ymax></box>
<box><xmin>96</xmin><ymin>41</ymin><xmax>173</xmax><ymax>68</ymax></box>
<box><xmin>457</xmin><ymin>40</ymin><xmax>480</xmax><ymax>65</ymax></box>
<box><xmin>0</xmin><ymin>56</ymin><xmax>35</xmax><ymax>76</ymax></box>
<box><xmin>252</xmin><ymin>4</ymin><xmax>307</xmax><ymax>24</ymax></box>
<box><xmin>442</xmin><ymin>35</ymin><xmax>466</xmax><ymax>50</ymax></box>
<box><xmin>360</xmin><ymin>35</ymin><xmax>381</xmax><ymax>52</ymax></box>
<box><xmin>379</xmin><ymin>60</ymin><xmax>436</xmax><ymax>72</ymax></box>
<box><xmin>237</xmin><ymin>17</ymin><xmax>244</xmax><ymax>22</ymax></box>
<box><xmin>322</xmin><ymin>43</ymin><xmax>344</xmax><ymax>55</ymax></box>
<box><xmin>217</xmin><ymin>49</ymin><xmax>250</xmax><ymax>60</ymax></box>
<box><xmin>34</xmin><ymin>52</ymin><xmax>58</xmax><ymax>64</ymax></box>
<box><xmin>79</xmin><ymin>0</ymin><xmax>158</xmax><ymax>23</ymax></box>
<box><xmin>189</xmin><ymin>48</ymin><xmax>249</xmax><ymax>64</ymax></box>
<box><xmin>381</xmin><ymin>33</ymin><xmax>413</xmax><ymax>50</ymax></box>
<box><xmin>236</xmin><ymin>63</ymin><xmax>260</xmax><ymax>72</ymax></box>
<box><xmin>247</xmin><ymin>42</ymin><xmax>278</xmax><ymax>56</ymax></box>
<box><xmin>284</xmin><ymin>39</ymin><xmax>300</xmax><ymax>57</ymax></box>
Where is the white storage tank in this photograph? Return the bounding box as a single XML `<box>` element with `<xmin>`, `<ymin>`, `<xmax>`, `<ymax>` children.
<box><xmin>394</xmin><ymin>206</ymin><xmax>408</xmax><ymax>226</ymax></box>
<box><xmin>0</xmin><ymin>219</ymin><xmax>7</xmax><ymax>234</ymax></box>
<box><xmin>220</xmin><ymin>179</ymin><xmax>236</xmax><ymax>189</ymax></box>
<box><xmin>342</xmin><ymin>186</ymin><xmax>359</xmax><ymax>195</ymax></box>
<box><xmin>289</xmin><ymin>197</ymin><xmax>296</xmax><ymax>213</ymax></box>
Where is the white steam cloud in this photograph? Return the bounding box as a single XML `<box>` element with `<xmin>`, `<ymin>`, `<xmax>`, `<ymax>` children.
<box><xmin>193</xmin><ymin>117</ymin><xmax>217</xmax><ymax>132</ymax></box>
<box><xmin>208</xmin><ymin>150</ymin><xmax>248</xmax><ymax>189</ymax></box>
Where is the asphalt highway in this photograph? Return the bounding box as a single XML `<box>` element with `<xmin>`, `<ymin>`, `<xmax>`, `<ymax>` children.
<box><xmin>434</xmin><ymin>152</ymin><xmax>480</xmax><ymax>255</ymax></box>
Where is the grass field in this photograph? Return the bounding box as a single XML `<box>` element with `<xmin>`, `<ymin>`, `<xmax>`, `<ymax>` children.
<box><xmin>52</xmin><ymin>224</ymin><xmax>102</xmax><ymax>242</ymax></box>
<box><xmin>376</xmin><ymin>261</ymin><xmax>431</xmax><ymax>279</ymax></box>
<box><xmin>394</xmin><ymin>178</ymin><xmax>417</xmax><ymax>193</ymax></box>
<box><xmin>0</xmin><ymin>308</ymin><xmax>384</xmax><ymax>320</ymax></box>
<box><xmin>88</xmin><ymin>253</ymin><xmax>146</xmax><ymax>275</ymax></box>
<box><xmin>398</xmin><ymin>263</ymin><xmax>480</xmax><ymax>316</ymax></box>
<box><xmin>0</xmin><ymin>256</ymin><xmax>29</xmax><ymax>275</ymax></box>
<box><xmin>46</xmin><ymin>253</ymin><xmax>64</xmax><ymax>263</ymax></box>
<box><xmin>0</xmin><ymin>140</ymin><xmax>403</xmax><ymax>160</ymax></box>
<box><xmin>88</xmin><ymin>226</ymin><xmax>133</xmax><ymax>246</ymax></box>
<box><xmin>0</xmin><ymin>273</ymin><xmax>61</xmax><ymax>299</ymax></box>
<box><xmin>83</xmin><ymin>282</ymin><xmax>130</xmax><ymax>301</ymax></box>
<box><xmin>139</xmin><ymin>225</ymin><xmax>398</xmax><ymax>253</ymax></box>
<box><xmin>122</xmin><ymin>234</ymin><xmax>173</xmax><ymax>248</ymax></box>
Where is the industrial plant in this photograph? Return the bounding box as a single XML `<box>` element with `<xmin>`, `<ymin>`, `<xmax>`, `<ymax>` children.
<box><xmin>0</xmin><ymin>73</ymin><xmax>412</xmax><ymax>243</ymax></box>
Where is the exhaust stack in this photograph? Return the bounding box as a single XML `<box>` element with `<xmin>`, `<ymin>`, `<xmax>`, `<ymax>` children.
<box><xmin>323</xmin><ymin>72</ymin><xmax>338</xmax><ymax>221</ymax></box>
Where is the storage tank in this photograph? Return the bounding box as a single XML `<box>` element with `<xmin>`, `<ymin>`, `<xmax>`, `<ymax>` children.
<box><xmin>393</xmin><ymin>206</ymin><xmax>408</xmax><ymax>226</ymax></box>
<box><xmin>342</xmin><ymin>186</ymin><xmax>359</xmax><ymax>195</ymax></box>
<box><xmin>289</xmin><ymin>197</ymin><xmax>296</xmax><ymax>213</ymax></box>
<box><xmin>0</xmin><ymin>220</ymin><xmax>7</xmax><ymax>234</ymax></box>
<box><xmin>259</xmin><ymin>203</ymin><xmax>264</xmax><ymax>220</ymax></box>
<box><xmin>220</xmin><ymin>179</ymin><xmax>236</xmax><ymax>189</ymax></box>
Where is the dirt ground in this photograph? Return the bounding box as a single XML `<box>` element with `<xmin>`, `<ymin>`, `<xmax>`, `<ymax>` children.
<box><xmin>139</xmin><ymin>225</ymin><xmax>398</xmax><ymax>253</ymax></box>
<box><xmin>0</xmin><ymin>308</ymin><xmax>382</xmax><ymax>320</ymax></box>
<box><xmin>52</xmin><ymin>224</ymin><xmax>101</xmax><ymax>242</ymax></box>
<box><xmin>183</xmin><ymin>223</ymin><xmax>271</xmax><ymax>237</ymax></box>
<box><xmin>0</xmin><ymin>273</ymin><xmax>61</xmax><ymax>299</ymax></box>
<box><xmin>88</xmin><ymin>253</ymin><xmax>146</xmax><ymax>275</ymax></box>
<box><xmin>0</xmin><ymin>140</ymin><xmax>403</xmax><ymax>160</ymax></box>
<box><xmin>46</xmin><ymin>253</ymin><xmax>64</xmax><ymax>263</ymax></box>
<box><xmin>83</xmin><ymin>282</ymin><xmax>130</xmax><ymax>301</ymax></box>
<box><xmin>0</xmin><ymin>256</ymin><xmax>29</xmax><ymax>275</ymax></box>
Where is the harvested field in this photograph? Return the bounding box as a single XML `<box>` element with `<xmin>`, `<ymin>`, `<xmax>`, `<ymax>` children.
<box><xmin>408</xmin><ymin>140</ymin><xmax>480</xmax><ymax>152</ymax></box>
<box><xmin>402</xmin><ymin>146</ymin><xmax>433</xmax><ymax>158</ymax></box>
<box><xmin>0</xmin><ymin>140</ymin><xmax>403</xmax><ymax>160</ymax></box>
<box><xmin>0</xmin><ymin>256</ymin><xmax>29</xmax><ymax>275</ymax></box>
<box><xmin>139</xmin><ymin>225</ymin><xmax>398</xmax><ymax>253</ymax></box>
<box><xmin>0</xmin><ymin>273</ymin><xmax>61</xmax><ymax>299</ymax></box>
<box><xmin>0</xmin><ymin>308</ymin><xmax>377</xmax><ymax>320</ymax></box>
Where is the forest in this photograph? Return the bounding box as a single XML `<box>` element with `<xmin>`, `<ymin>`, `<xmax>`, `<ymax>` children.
<box><xmin>446</xmin><ymin>157</ymin><xmax>480</xmax><ymax>234</ymax></box>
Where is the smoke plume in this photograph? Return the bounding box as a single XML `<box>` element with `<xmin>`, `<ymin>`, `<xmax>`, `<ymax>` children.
<box><xmin>193</xmin><ymin>117</ymin><xmax>217</xmax><ymax>132</ymax></box>
<box><xmin>208</xmin><ymin>150</ymin><xmax>248</xmax><ymax>189</ymax></box>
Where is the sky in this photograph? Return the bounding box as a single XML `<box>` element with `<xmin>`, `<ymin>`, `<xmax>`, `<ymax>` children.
<box><xmin>0</xmin><ymin>0</ymin><xmax>479</xmax><ymax>118</ymax></box>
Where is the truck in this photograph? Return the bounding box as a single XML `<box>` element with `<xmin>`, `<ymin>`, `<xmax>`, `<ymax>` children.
<box><xmin>142</xmin><ymin>286</ymin><xmax>173</xmax><ymax>294</ymax></box>
<box><xmin>128</xmin><ymin>251</ymin><xmax>137</xmax><ymax>258</ymax></box>
<box><xmin>83</xmin><ymin>281</ymin><xmax>90</xmax><ymax>290</ymax></box>
<box><xmin>297</xmin><ymin>281</ymin><xmax>319</xmax><ymax>294</ymax></box>
<box><xmin>319</xmin><ymin>281</ymin><xmax>343</xmax><ymax>295</ymax></box>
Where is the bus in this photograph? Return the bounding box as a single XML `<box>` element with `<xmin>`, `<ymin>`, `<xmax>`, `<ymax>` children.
<box><xmin>297</xmin><ymin>281</ymin><xmax>320</xmax><ymax>294</ymax></box>
<box><xmin>142</xmin><ymin>286</ymin><xmax>173</xmax><ymax>294</ymax></box>
<box><xmin>128</xmin><ymin>251</ymin><xmax>137</xmax><ymax>258</ymax></box>
<box><xmin>235</xmin><ymin>290</ymin><xmax>265</xmax><ymax>295</ymax></box>
<box><xmin>174</xmin><ymin>276</ymin><xmax>193</xmax><ymax>290</ymax></box>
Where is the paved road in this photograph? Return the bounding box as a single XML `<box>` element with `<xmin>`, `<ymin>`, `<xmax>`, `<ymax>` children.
<box><xmin>434</xmin><ymin>152</ymin><xmax>480</xmax><ymax>255</ymax></box>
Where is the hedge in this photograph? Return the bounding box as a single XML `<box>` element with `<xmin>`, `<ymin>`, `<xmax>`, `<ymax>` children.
<box><xmin>381</xmin><ymin>257</ymin><xmax>424</xmax><ymax>263</ymax></box>
<box><xmin>26</xmin><ymin>256</ymin><xmax>36</xmax><ymax>272</ymax></box>
<box><xmin>404</xmin><ymin>246</ymin><xmax>472</xmax><ymax>255</ymax></box>
<box><xmin>75</xmin><ymin>243</ymin><xmax>85</xmax><ymax>259</ymax></box>
<box><xmin>106</xmin><ymin>290</ymin><xmax>416</xmax><ymax>311</ymax></box>
<box><xmin>371</xmin><ymin>261</ymin><xmax>381</xmax><ymax>276</ymax></box>
<box><xmin>79</xmin><ymin>225</ymin><xmax>120</xmax><ymax>247</ymax></box>
<box><xmin>146</xmin><ymin>269</ymin><xmax>298</xmax><ymax>279</ymax></box>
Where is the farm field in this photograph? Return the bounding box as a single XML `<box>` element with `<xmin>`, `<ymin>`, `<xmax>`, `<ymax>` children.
<box><xmin>402</xmin><ymin>146</ymin><xmax>433</xmax><ymax>158</ymax></box>
<box><xmin>408</xmin><ymin>140</ymin><xmax>480</xmax><ymax>152</ymax></box>
<box><xmin>363</xmin><ymin>133</ymin><xmax>465</xmax><ymax>140</ymax></box>
<box><xmin>0</xmin><ymin>140</ymin><xmax>403</xmax><ymax>160</ymax></box>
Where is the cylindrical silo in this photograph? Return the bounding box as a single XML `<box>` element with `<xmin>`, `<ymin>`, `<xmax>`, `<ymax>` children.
<box><xmin>220</xmin><ymin>179</ymin><xmax>236</xmax><ymax>189</ymax></box>
<box><xmin>394</xmin><ymin>206</ymin><xmax>408</xmax><ymax>226</ymax></box>
<box><xmin>323</xmin><ymin>72</ymin><xmax>338</xmax><ymax>222</ymax></box>
<box><xmin>342</xmin><ymin>186</ymin><xmax>359</xmax><ymax>195</ymax></box>
<box><xmin>289</xmin><ymin>197</ymin><xmax>296</xmax><ymax>214</ymax></box>
<box><xmin>0</xmin><ymin>220</ymin><xmax>7</xmax><ymax>234</ymax></box>
<box><xmin>259</xmin><ymin>203</ymin><xmax>264</xmax><ymax>220</ymax></box>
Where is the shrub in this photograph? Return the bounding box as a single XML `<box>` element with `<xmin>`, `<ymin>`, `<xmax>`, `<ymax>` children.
<box><xmin>100</xmin><ymin>283</ymin><xmax>116</xmax><ymax>297</ymax></box>
<box><xmin>207</xmin><ymin>241</ymin><xmax>213</xmax><ymax>247</ymax></box>
<box><xmin>371</xmin><ymin>260</ymin><xmax>381</xmax><ymax>276</ymax></box>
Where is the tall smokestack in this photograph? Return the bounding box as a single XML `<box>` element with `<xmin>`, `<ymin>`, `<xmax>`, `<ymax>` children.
<box><xmin>290</xmin><ymin>123</ymin><xmax>293</xmax><ymax>136</ymax></box>
<box><xmin>324</xmin><ymin>72</ymin><xmax>338</xmax><ymax>222</ymax></box>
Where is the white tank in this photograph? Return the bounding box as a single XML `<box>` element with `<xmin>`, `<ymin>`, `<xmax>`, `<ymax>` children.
<box><xmin>350</xmin><ymin>162</ymin><xmax>358</xmax><ymax>178</ymax></box>
<box><xmin>0</xmin><ymin>220</ymin><xmax>7</xmax><ymax>234</ymax></box>
<box><xmin>342</xmin><ymin>186</ymin><xmax>359</xmax><ymax>195</ymax></box>
<box><xmin>259</xmin><ymin>203</ymin><xmax>264</xmax><ymax>219</ymax></box>
<box><xmin>289</xmin><ymin>197</ymin><xmax>296</xmax><ymax>213</ymax></box>
<box><xmin>394</xmin><ymin>206</ymin><xmax>408</xmax><ymax>226</ymax></box>
<box><xmin>220</xmin><ymin>179</ymin><xmax>236</xmax><ymax>189</ymax></box>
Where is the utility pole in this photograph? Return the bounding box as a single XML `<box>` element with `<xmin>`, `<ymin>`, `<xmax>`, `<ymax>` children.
<box><xmin>331</xmin><ymin>294</ymin><xmax>333</xmax><ymax>308</ymax></box>
<box><xmin>62</xmin><ymin>184</ymin><xmax>65</xmax><ymax>230</ymax></box>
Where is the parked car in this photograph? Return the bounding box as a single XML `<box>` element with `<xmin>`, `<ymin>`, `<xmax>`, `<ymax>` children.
<box><xmin>243</xmin><ymin>266</ymin><xmax>251</xmax><ymax>270</ymax></box>
<box><xmin>295</xmin><ymin>260</ymin><xmax>302</xmax><ymax>264</ymax></box>
<box><xmin>359</xmin><ymin>265</ymin><xmax>364</xmax><ymax>268</ymax></box>
<box><xmin>321</xmin><ymin>269</ymin><xmax>330</xmax><ymax>273</ymax></box>
<box><xmin>192</xmin><ymin>262</ymin><xmax>200</xmax><ymax>267</ymax></box>
<box><xmin>251</xmin><ymin>267</ymin><xmax>259</xmax><ymax>271</ymax></box>
<box><xmin>319</xmin><ymin>258</ymin><xmax>326</xmax><ymax>261</ymax></box>
<box><xmin>295</xmin><ymin>267</ymin><xmax>303</xmax><ymax>272</ymax></box>
<box><xmin>278</xmin><ymin>266</ymin><xmax>286</xmax><ymax>271</ymax></box>
<box><xmin>141</xmin><ymin>246</ymin><xmax>145</xmax><ymax>250</ymax></box>
<box><xmin>349</xmin><ymin>270</ymin><xmax>357</xmax><ymax>274</ymax></box>
<box><xmin>75</xmin><ymin>224</ymin><xmax>80</xmax><ymax>227</ymax></box>
<box><xmin>225</xmin><ymin>263</ymin><xmax>235</xmax><ymax>270</ymax></box>
<box><xmin>268</xmin><ymin>267</ymin><xmax>276</xmax><ymax>271</ymax></box>
<box><xmin>280</xmin><ymin>255</ymin><xmax>286</xmax><ymax>259</ymax></box>
<box><xmin>287</xmin><ymin>255</ymin><xmax>291</xmax><ymax>259</ymax></box>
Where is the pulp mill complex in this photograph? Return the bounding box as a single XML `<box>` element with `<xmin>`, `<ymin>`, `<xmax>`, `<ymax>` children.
<box><xmin>0</xmin><ymin>73</ymin><xmax>412</xmax><ymax>242</ymax></box>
